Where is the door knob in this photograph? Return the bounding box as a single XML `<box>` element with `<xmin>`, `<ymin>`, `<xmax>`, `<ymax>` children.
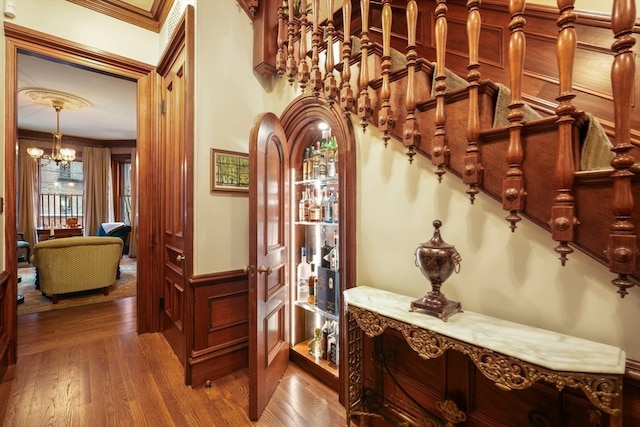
<box><xmin>176</xmin><ymin>254</ymin><xmax>185</xmax><ymax>262</ymax></box>
<box><xmin>257</xmin><ymin>266</ymin><xmax>273</xmax><ymax>275</ymax></box>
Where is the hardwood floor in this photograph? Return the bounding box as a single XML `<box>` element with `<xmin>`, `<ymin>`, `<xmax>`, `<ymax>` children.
<box><xmin>1</xmin><ymin>297</ymin><xmax>348</xmax><ymax>426</ymax></box>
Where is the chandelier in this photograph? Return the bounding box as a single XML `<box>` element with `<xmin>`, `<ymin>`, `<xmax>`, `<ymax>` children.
<box><xmin>27</xmin><ymin>103</ymin><xmax>76</xmax><ymax>168</ymax></box>
<box><xmin>21</xmin><ymin>89</ymin><xmax>92</xmax><ymax>169</ymax></box>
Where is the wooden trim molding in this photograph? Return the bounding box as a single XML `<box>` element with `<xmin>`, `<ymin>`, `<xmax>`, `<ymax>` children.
<box><xmin>66</xmin><ymin>0</ymin><xmax>173</xmax><ymax>32</ymax></box>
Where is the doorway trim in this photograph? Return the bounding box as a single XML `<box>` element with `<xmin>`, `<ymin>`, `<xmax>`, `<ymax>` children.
<box><xmin>3</xmin><ymin>22</ymin><xmax>162</xmax><ymax>358</ymax></box>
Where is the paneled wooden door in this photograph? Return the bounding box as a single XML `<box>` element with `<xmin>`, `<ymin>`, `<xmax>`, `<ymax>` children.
<box><xmin>158</xmin><ymin>11</ymin><xmax>192</xmax><ymax>367</ymax></box>
<box><xmin>248</xmin><ymin>112</ymin><xmax>290</xmax><ymax>420</ymax></box>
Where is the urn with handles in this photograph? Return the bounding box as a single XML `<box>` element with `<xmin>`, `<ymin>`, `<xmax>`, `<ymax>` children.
<box><xmin>411</xmin><ymin>220</ymin><xmax>462</xmax><ymax>321</ymax></box>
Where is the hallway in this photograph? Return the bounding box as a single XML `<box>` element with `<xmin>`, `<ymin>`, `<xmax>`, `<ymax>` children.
<box><xmin>1</xmin><ymin>298</ymin><xmax>347</xmax><ymax>426</ymax></box>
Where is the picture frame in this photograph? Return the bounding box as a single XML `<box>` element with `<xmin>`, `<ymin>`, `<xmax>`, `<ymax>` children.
<box><xmin>211</xmin><ymin>148</ymin><xmax>250</xmax><ymax>193</ymax></box>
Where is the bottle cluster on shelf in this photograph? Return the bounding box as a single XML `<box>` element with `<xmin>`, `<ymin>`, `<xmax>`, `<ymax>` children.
<box><xmin>302</xmin><ymin>133</ymin><xmax>338</xmax><ymax>181</ymax></box>
<box><xmin>296</xmin><ymin>230</ymin><xmax>339</xmax><ymax>315</ymax></box>
<box><xmin>298</xmin><ymin>185</ymin><xmax>339</xmax><ymax>224</ymax></box>
<box><xmin>307</xmin><ymin>319</ymin><xmax>338</xmax><ymax>366</ymax></box>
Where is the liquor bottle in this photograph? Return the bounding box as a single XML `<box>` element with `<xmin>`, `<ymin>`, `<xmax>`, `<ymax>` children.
<box><xmin>321</xmin><ymin>319</ymin><xmax>331</xmax><ymax>360</ymax></box>
<box><xmin>296</xmin><ymin>247</ymin><xmax>311</xmax><ymax>302</ymax></box>
<box><xmin>302</xmin><ymin>148</ymin><xmax>310</xmax><ymax>181</ymax></box>
<box><xmin>318</xmin><ymin>152</ymin><xmax>327</xmax><ymax>179</ymax></box>
<box><xmin>331</xmin><ymin>190</ymin><xmax>339</xmax><ymax>224</ymax></box>
<box><xmin>320</xmin><ymin>239</ymin><xmax>332</xmax><ymax>268</ymax></box>
<box><xmin>327</xmin><ymin>150</ymin><xmax>336</xmax><ymax>178</ymax></box>
<box><xmin>308</xmin><ymin>327</ymin><xmax>323</xmax><ymax>358</ymax></box>
<box><xmin>298</xmin><ymin>190</ymin><xmax>307</xmax><ymax>222</ymax></box>
<box><xmin>308</xmin><ymin>187</ymin><xmax>322</xmax><ymax>222</ymax></box>
<box><xmin>332</xmin><ymin>230</ymin><xmax>339</xmax><ymax>271</ymax></box>
<box><xmin>311</xmin><ymin>142</ymin><xmax>321</xmax><ymax>179</ymax></box>
<box><xmin>322</xmin><ymin>188</ymin><xmax>334</xmax><ymax>223</ymax></box>
<box><xmin>307</xmin><ymin>263</ymin><xmax>316</xmax><ymax>305</ymax></box>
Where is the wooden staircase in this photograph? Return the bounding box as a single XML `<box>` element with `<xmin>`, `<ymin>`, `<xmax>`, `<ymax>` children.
<box><xmin>241</xmin><ymin>0</ymin><xmax>639</xmax><ymax>296</ymax></box>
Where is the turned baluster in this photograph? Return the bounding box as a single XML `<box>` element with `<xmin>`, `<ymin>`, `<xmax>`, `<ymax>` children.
<box><xmin>298</xmin><ymin>0</ymin><xmax>310</xmax><ymax>93</ymax></box>
<box><xmin>309</xmin><ymin>0</ymin><xmax>323</xmax><ymax>98</ymax></box>
<box><xmin>607</xmin><ymin>0</ymin><xmax>637</xmax><ymax>297</ymax></box>
<box><xmin>339</xmin><ymin>0</ymin><xmax>355</xmax><ymax>116</ymax></box>
<box><xmin>378</xmin><ymin>0</ymin><xmax>395</xmax><ymax>146</ymax></box>
<box><xmin>502</xmin><ymin>0</ymin><xmax>527</xmax><ymax>232</ymax></box>
<box><xmin>285</xmin><ymin>0</ymin><xmax>297</xmax><ymax>85</ymax></box>
<box><xmin>403</xmin><ymin>0</ymin><xmax>421</xmax><ymax>162</ymax></box>
<box><xmin>357</xmin><ymin>0</ymin><xmax>372</xmax><ymax>131</ymax></box>
<box><xmin>276</xmin><ymin>4</ymin><xmax>287</xmax><ymax>77</ymax></box>
<box><xmin>550</xmin><ymin>0</ymin><xmax>579</xmax><ymax>265</ymax></box>
<box><xmin>463</xmin><ymin>0</ymin><xmax>482</xmax><ymax>203</ymax></box>
<box><xmin>323</xmin><ymin>0</ymin><xmax>338</xmax><ymax>105</ymax></box>
<box><xmin>432</xmin><ymin>0</ymin><xmax>449</xmax><ymax>181</ymax></box>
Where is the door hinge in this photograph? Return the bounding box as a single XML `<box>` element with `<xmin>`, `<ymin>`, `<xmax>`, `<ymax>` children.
<box><xmin>161</xmin><ymin>99</ymin><xmax>166</xmax><ymax>114</ymax></box>
<box><xmin>159</xmin><ymin>295</ymin><xmax>165</xmax><ymax>310</ymax></box>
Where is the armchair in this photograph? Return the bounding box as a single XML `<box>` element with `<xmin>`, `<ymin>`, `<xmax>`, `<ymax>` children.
<box><xmin>97</xmin><ymin>222</ymin><xmax>131</xmax><ymax>255</ymax></box>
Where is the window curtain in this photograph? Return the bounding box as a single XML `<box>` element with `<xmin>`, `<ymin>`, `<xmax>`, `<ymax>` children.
<box><xmin>128</xmin><ymin>147</ymin><xmax>138</xmax><ymax>258</ymax></box>
<box><xmin>83</xmin><ymin>146</ymin><xmax>114</xmax><ymax>236</ymax></box>
<box><xmin>17</xmin><ymin>139</ymin><xmax>39</xmax><ymax>247</ymax></box>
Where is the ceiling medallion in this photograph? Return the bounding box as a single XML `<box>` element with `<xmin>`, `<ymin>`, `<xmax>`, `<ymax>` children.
<box><xmin>19</xmin><ymin>88</ymin><xmax>92</xmax><ymax>111</ymax></box>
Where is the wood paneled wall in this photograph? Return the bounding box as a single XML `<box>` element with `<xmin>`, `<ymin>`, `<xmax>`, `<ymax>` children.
<box><xmin>187</xmin><ymin>270</ymin><xmax>249</xmax><ymax>387</ymax></box>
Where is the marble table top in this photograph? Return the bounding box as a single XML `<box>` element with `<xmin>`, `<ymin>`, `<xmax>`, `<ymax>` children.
<box><xmin>344</xmin><ymin>286</ymin><xmax>626</xmax><ymax>375</ymax></box>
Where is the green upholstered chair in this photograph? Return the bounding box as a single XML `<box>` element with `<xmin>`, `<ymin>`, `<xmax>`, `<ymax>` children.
<box><xmin>30</xmin><ymin>236</ymin><xmax>123</xmax><ymax>304</ymax></box>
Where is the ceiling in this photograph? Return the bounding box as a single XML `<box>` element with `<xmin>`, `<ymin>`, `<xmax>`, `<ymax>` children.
<box><xmin>17</xmin><ymin>52</ymin><xmax>138</xmax><ymax>141</ymax></box>
<box><xmin>17</xmin><ymin>0</ymin><xmax>172</xmax><ymax>142</ymax></box>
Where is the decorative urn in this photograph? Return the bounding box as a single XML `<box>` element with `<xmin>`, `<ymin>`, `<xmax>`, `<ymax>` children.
<box><xmin>411</xmin><ymin>220</ymin><xmax>462</xmax><ymax>321</ymax></box>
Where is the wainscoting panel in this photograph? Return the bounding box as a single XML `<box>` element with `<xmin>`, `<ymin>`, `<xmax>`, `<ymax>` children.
<box><xmin>189</xmin><ymin>269</ymin><xmax>249</xmax><ymax>388</ymax></box>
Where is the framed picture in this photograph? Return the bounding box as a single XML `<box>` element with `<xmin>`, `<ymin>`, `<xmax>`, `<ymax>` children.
<box><xmin>211</xmin><ymin>148</ymin><xmax>250</xmax><ymax>193</ymax></box>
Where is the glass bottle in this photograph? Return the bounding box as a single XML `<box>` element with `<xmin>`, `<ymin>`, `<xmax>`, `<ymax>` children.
<box><xmin>308</xmin><ymin>187</ymin><xmax>322</xmax><ymax>222</ymax></box>
<box><xmin>302</xmin><ymin>147</ymin><xmax>310</xmax><ymax>181</ymax></box>
<box><xmin>307</xmin><ymin>262</ymin><xmax>316</xmax><ymax>305</ymax></box>
<box><xmin>331</xmin><ymin>190</ymin><xmax>339</xmax><ymax>224</ymax></box>
<box><xmin>298</xmin><ymin>190</ymin><xmax>307</xmax><ymax>222</ymax></box>
<box><xmin>323</xmin><ymin>188</ymin><xmax>334</xmax><ymax>223</ymax></box>
<box><xmin>308</xmin><ymin>327</ymin><xmax>323</xmax><ymax>358</ymax></box>
<box><xmin>296</xmin><ymin>247</ymin><xmax>311</xmax><ymax>302</ymax></box>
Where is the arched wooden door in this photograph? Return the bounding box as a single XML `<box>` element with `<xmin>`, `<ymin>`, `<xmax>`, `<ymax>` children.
<box><xmin>248</xmin><ymin>112</ymin><xmax>290</xmax><ymax>420</ymax></box>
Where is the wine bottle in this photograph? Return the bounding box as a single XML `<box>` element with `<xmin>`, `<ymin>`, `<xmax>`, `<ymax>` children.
<box><xmin>296</xmin><ymin>247</ymin><xmax>311</xmax><ymax>302</ymax></box>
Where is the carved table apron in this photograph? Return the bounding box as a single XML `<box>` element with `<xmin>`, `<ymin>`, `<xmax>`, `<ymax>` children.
<box><xmin>344</xmin><ymin>286</ymin><xmax>625</xmax><ymax>426</ymax></box>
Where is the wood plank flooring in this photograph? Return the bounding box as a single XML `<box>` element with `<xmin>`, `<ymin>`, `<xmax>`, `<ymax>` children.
<box><xmin>1</xmin><ymin>297</ymin><xmax>349</xmax><ymax>426</ymax></box>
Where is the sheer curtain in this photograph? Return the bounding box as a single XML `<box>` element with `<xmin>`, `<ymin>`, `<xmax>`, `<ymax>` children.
<box><xmin>17</xmin><ymin>139</ymin><xmax>39</xmax><ymax>247</ymax></box>
<box><xmin>83</xmin><ymin>146</ymin><xmax>114</xmax><ymax>236</ymax></box>
<box><xmin>128</xmin><ymin>147</ymin><xmax>138</xmax><ymax>257</ymax></box>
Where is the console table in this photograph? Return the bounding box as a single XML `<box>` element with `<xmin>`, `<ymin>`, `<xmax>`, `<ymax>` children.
<box><xmin>344</xmin><ymin>286</ymin><xmax>625</xmax><ymax>426</ymax></box>
<box><xmin>36</xmin><ymin>227</ymin><xmax>83</xmax><ymax>242</ymax></box>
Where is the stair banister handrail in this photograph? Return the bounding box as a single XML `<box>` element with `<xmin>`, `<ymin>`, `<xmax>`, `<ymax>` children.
<box><xmin>502</xmin><ymin>0</ymin><xmax>527</xmax><ymax>232</ymax></box>
<box><xmin>463</xmin><ymin>0</ymin><xmax>483</xmax><ymax>203</ymax></box>
<box><xmin>402</xmin><ymin>0</ymin><xmax>421</xmax><ymax>163</ymax></box>
<box><xmin>550</xmin><ymin>0</ymin><xmax>579</xmax><ymax>265</ymax></box>
<box><xmin>339</xmin><ymin>0</ymin><xmax>355</xmax><ymax>116</ymax></box>
<box><xmin>432</xmin><ymin>0</ymin><xmax>449</xmax><ymax>181</ymax></box>
<box><xmin>607</xmin><ymin>0</ymin><xmax>638</xmax><ymax>297</ymax></box>
<box><xmin>377</xmin><ymin>0</ymin><xmax>395</xmax><ymax>146</ymax></box>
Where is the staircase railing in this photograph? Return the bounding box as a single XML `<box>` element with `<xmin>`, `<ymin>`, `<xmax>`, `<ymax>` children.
<box><xmin>244</xmin><ymin>0</ymin><xmax>639</xmax><ymax>297</ymax></box>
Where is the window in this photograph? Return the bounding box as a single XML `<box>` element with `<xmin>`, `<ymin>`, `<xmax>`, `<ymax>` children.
<box><xmin>37</xmin><ymin>160</ymin><xmax>84</xmax><ymax>228</ymax></box>
<box><xmin>119</xmin><ymin>162</ymin><xmax>132</xmax><ymax>225</ymax></box>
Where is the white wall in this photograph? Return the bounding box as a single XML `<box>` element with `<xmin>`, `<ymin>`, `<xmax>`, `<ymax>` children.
<box><xmin>192</xmin><ymin>0</ymin><xmax>276</xmax><ymax>274</ymax></box>
<box><xmin>4</xmin><ymin>0</ymin><xmax>159</xmax><ymax>64</ymax></box>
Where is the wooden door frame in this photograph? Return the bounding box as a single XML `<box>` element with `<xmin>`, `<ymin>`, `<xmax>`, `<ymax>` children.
<box><xmin>3</xmin><ymin>23</ymin><xmax>163</xmax><ymax>351</ymax></box>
